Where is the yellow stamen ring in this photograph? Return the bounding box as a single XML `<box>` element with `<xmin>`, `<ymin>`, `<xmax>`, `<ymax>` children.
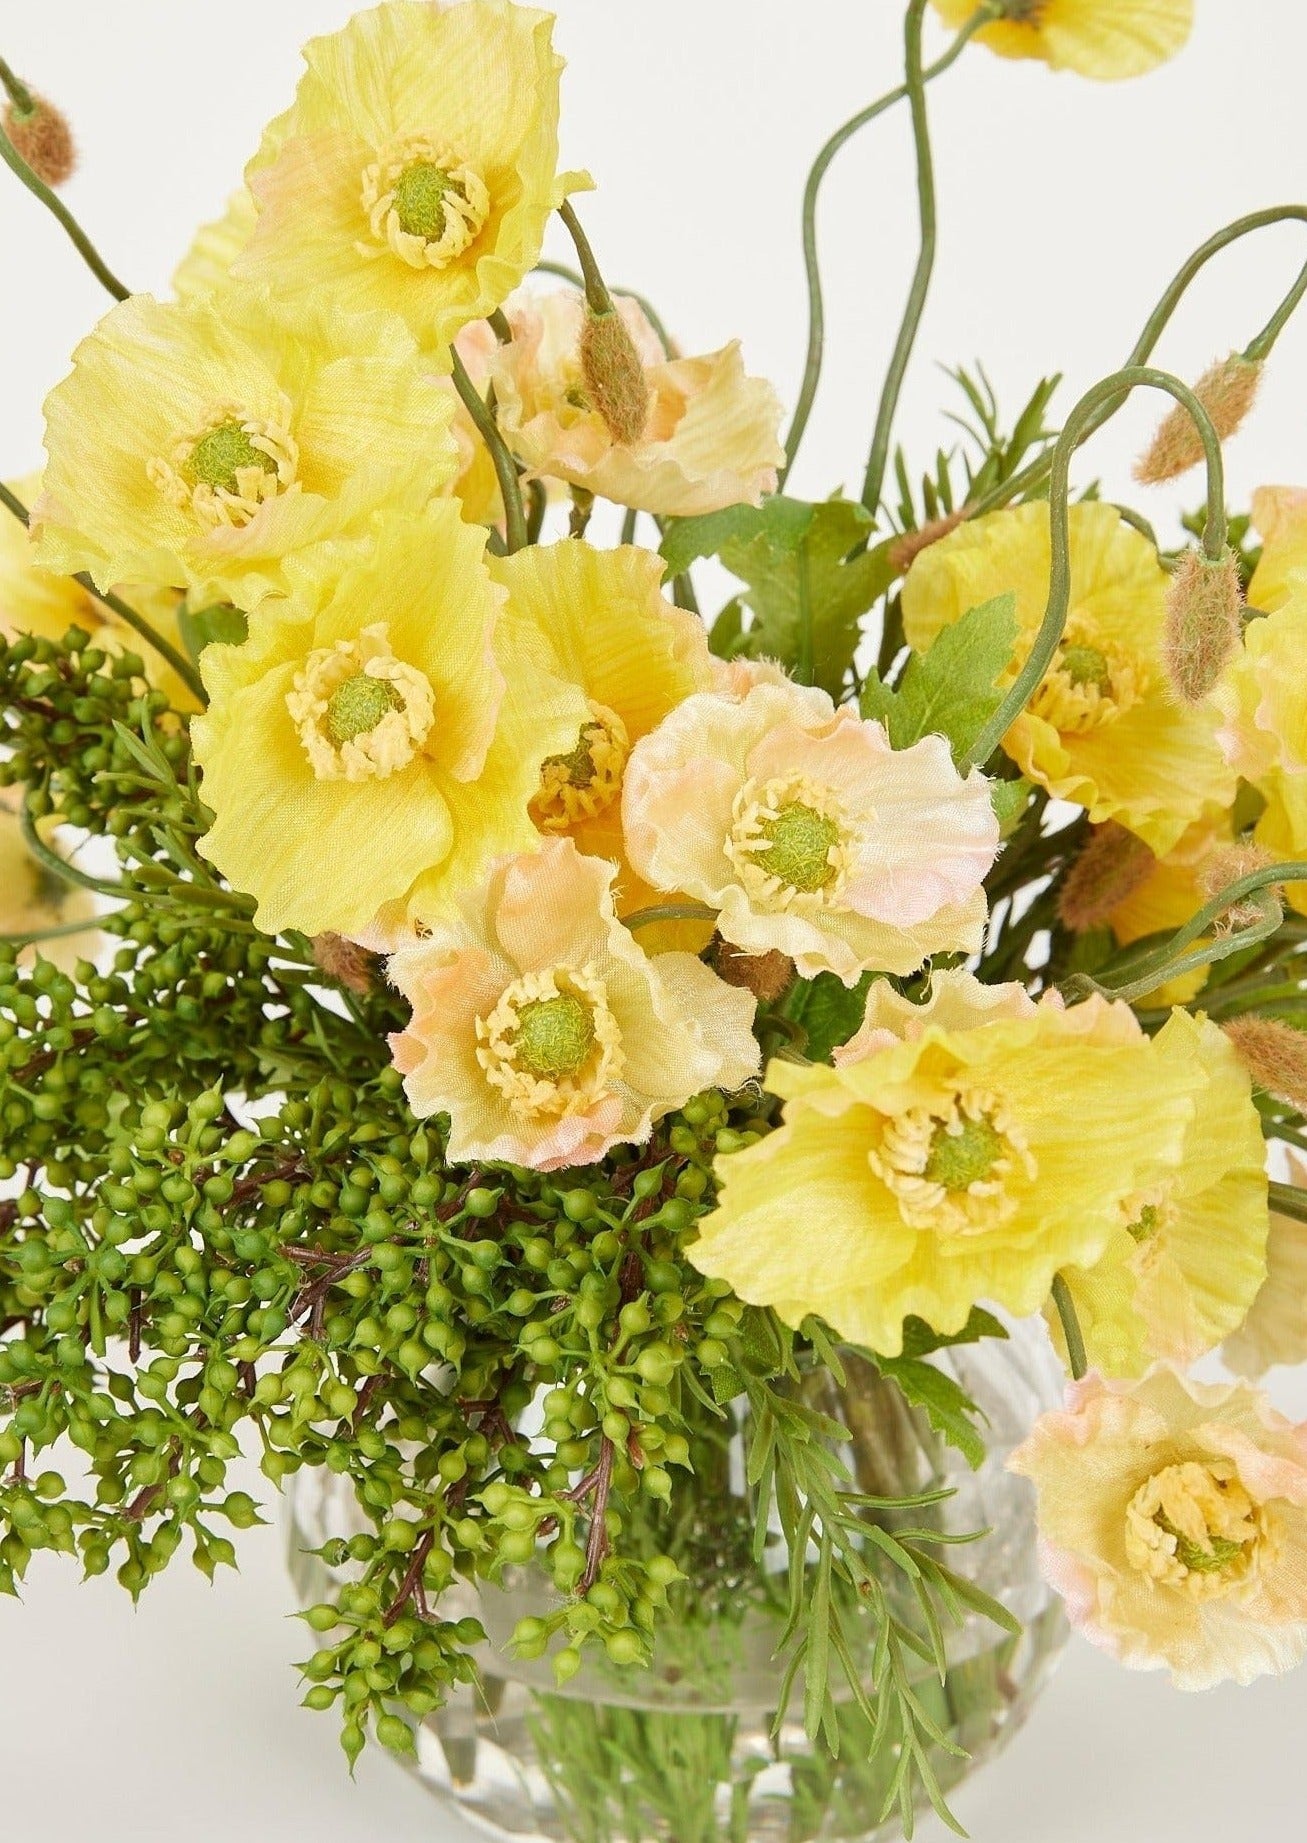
<box><xmin>287</xmin><ymin>622</ymin><xmax>436</xmax><ymax>782</ymax></box>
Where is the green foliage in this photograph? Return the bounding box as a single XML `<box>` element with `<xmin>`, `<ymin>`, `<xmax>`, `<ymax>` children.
<box><xmin>889</xmin><ymin>365</ymin><xmax>1061</xmax><ymax>537</ymax></box>
<box><xmin>785</xmin><ymin>971</ymin><xmax>874</xmax><ymax>1063</ymax></box>
<box><xmin>861</xmin><ymin>592</ymin><xmax>1018</xmax><ymax>766</ymax></box>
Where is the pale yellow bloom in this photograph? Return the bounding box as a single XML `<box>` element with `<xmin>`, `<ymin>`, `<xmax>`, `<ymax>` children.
<box><xmin>1225</xmin><ymin>1152</ymin><xmax>1307</xmax><ymax>1379</ymax></box>
<box><xmin>1049</xmin><ymin>1010</ymin><xmax>1268</xmax><ymax>1376</ymax></box>
<box><xmin>1248</xmin><ymin>485</ymin><xmax>1307</xmax><ymax>614</ymax></box>
<box><xmin>234</xmin><ymin>1</ymin><xmax>585</xmax><ymax>351</ymax></box>
<box><xmin>0</xmin><ymin>792</ymin><xmax>100</xmax><ymax>973</ymax></box>
<box><xmin>1010</xmin><ymin>1367</ymin><xmax>1307</xmax><ymax>1689</ymax></box>
<box><xmin>490</xmin><ymin>287</ymin><xmax>784</xmax><ymax>517</ymax></box>
<box><xmin>1214</xmin><ymin>588</ymin><xmax>1307</xmax><ymax>913</ymax></box>
<box><xmin>388</xmin><ymin>839</ymin><xmax>759</xmax><ymax>1170</ymax></box>
<box><xmin>191</xmin><ymin>505</ymin><xmax>586</xmax><ymax>939</ymax></box>
<box><xmin>32</xmin><ymin>288</ymin><xmax>455</xmax><ymax>616</ymax></box>
<box><xmin>491</xmin><ymin>538</ymin><xmax>717</xmax><ymax>941</ymax></box>
<box><xmin>931</xmin><ymin>0</ymin><xmax>1192</xmax><ymax>80</ymax></box>
<box><xmin>903</xmin><ymin>501</ymin><xmax>1235</xmax><ymax>853</ymax></box>
<box><xmin>622</xmin><ymin>678</ymin><xmax>998</xmax><ymax>985</ymax></box>
<box><xmin>691</xmin><ymin>972</ymin><xmax>1195</xmax><ymax>1355</ymax></box>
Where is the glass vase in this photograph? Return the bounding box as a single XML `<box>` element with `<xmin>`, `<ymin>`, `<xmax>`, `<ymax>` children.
<box><xmin>287</xmin><ymin>1320</ymin><xmax>1068</xmax><ymax>1843</ymax></box>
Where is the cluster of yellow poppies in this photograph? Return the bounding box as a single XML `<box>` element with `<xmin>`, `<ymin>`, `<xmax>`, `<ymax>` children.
<box><xmin>9</xmin><ymin>0</ymin><xmax>1307</xmax><ymax>1703</ymax></box>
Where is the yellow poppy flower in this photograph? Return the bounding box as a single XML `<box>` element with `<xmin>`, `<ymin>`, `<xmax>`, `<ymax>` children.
<box><xmin>902</xmin><ymin>501</ymin><xmax>1235</xmax><ymax>853</ymax></box>
<box><xmin>931</xmin><ymin>0</ymin><xmax>1192</xmax><ymax>81</ymax></box>
<box><xmin>1248</xmin><ymin>485</ymin><xmax>1307</xmax><ymax>613</ymax></box>
<box><xmin>1225</xmin><ymin>1152</ymin><xmax>1307</xmax><ymax>1379</ymax></box>
<box><xmin>1010</xmin><ymin>1367</ymin><xmax>1307</xmax><ymax>1689</ymax></box>
<box><xmin>31</xmin><ymin>286</ymin><xmax>456</xmax><ymax>617</ymax></box>
<box><xmin>691</xmin><ymin>970</ymin><xmax>1195</xmax><ymax>1355</ymax></box>
<box><xmin>0</xmin><ymin>792</ymin><xmax>100</xmax><ymax>972</ymax></box>
<box><xmin>1214</xmin><ymin>588</ymin><xmax>1307</xmax><ymax>913</ymax></box>
<box><xmin>234</xmin><ymin>1</ymin><xmax>587</xmax><ymax>350</ymax></box>
<box><xmin>388</xmin><ymin>838</ymin><xmax>758</xmax><ymax>1170</ymax></box>
<box><xmin>490</xmin><ymin>287</ymin><xmax>784</xmax><ymax>517</ymax></box>
<box><xmin>191</xmin><ymin>505</ymin><xmax>586</xmax><ymax>939</ymax></box>
<box><xmin>1048</xmin><ymin>1010</ymin><xmax>1268</xmax><ymax>1376</ymax></box>
<box><xmin>490</xmin><ymin>538</ymin><xmax>718</xmax><ymax>944</ymax></box>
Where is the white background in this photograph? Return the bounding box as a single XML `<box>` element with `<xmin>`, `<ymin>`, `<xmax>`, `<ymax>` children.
<box><xmin>2</xmin><ymin>1</ymin><xmax>1307</xmax><ymax>1838</ymax></box>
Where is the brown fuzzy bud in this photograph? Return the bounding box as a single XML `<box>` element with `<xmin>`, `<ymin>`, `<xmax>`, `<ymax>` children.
<box><xmin>713</xmin><ymin>941</ymin><xmax>795</xmax><ymax>1006</ymax></box>
<box><xmin>1057</xmin><ymin>822</ymin><xmax>1156</xmax><ymax>932</ymax></box>
<box><xmin>888</xmin><ymin>506</ymin><xmax>970</xmax><ymax>576</ymax></box>
<box><xmin>3</xmin><ymin>91</ymin><xmax>76</xmax><ymax>188</ymax></box>
<box><xmin>1161</xmin><ymin>547</ymin><xmax>1243</xmax><ymax>705</ymax></box>
<box><xmin>311</xmin><ymin>932</ymin><xmax>377</xmax><ymax>997</ymax></box>
<box><xmin>1222</xmin><ymin>1015</ymin><xmax>1307</xmax><ymax>1113</ymax></box>
<box><xmin>579</xmin><ymin>309</ymin><xmax>649</xmax><ymax>447</ymax></box>
<box><xmin>1134</xmin><ymin>354</ymin><xmax>1262</xmax><ymax>485</ymax></box>
<box><xmin>1197</xmin><ymin>842</ymin><xmax>1277</xmax><ymax>931</ymax></box>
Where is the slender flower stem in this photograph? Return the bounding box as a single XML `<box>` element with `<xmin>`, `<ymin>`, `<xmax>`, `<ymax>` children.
<box><xmin>19</xmin><ymin>804</ymin><xmax>123</xmax><ymax>899</ymax></box>
<box><xmin>0</xmin><ymin>53</ymin><xmax>34</xmax><ymax>114</ymax></box>
<box><xmin>782</xmin><ymin>5</ymin><xmax>992</xmax><ymax>488</ymax></box>
<box><xmin>1269</xmin><ymin>1181</ymin><xmax>1307</xmax><ymax>1228</ymax></box>
<box><xmin>0</xmin><ymin>481</ymin><xmax>206</xmax><ymax>704</ymax></box>
<box><xmin>1050</xmin><ymin>1275</ymin><xmax>1087</xmax><ymax>1381</ymax></box>
<box><xmin>449</xmin><ymin>349</ymin><xmax>528</xmax><ymax>553</ymax></box>
<box><xmin>624</xmin><ymin>902</ymin><xmax>717</xmax><ymax>932</ymax></box>
<box><xmin>794</xmin><ymin>536</ymin><xmax>815</xmax><ymax>686</ymax></box>
<box><xmin>0</xmin><ymin>100</ymin><xmax>130</xmax><ymax>301</ymax></box>
<box><xmin>557</xmin><ymin>199</ymin><xmax>615</xmax><ymax>315</ymax></box>
<box><xmin>969</xmin><ymin>205</ymin><xmax>1307</xmax><ymax>521</ymax></box>
<box><xmin>860</xmin><ymin>0</ymin><xmax>937</xmax><ymax>517</ymax></box>
<box><xmin>961</xmin><ymin>365</ymin><xmax>1226</xmax><ymax>770</ymax></box>
<box><xmin>534</xmin><ymin>258</ymin><xmax>675</xmax><ymax>357</ymax></box>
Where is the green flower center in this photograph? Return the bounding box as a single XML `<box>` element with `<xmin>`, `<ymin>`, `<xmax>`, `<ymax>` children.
<box><xmin>924</xmin><ymin>1115</ymin><xmax>1004</xmax><ymax>1191</ymax></box>
<box><xmin>392</xmin><ymin>161</ymin><xmax>461</xmax><ymax>241</ymax></box>
<box><xmin>186</xmin><ymin>420</ymin><xmax>274</xmax><ymax>495</ymax></box>
<box><xmin>513</xmin><ymin>995</ymin><xmax>596</xmax><ymax>1080</ymax></box>
<box><xmin>544</xmin><ymin>730</ymin><xmax>600</xmax><ymax>791</ymax></box>
<box><xmin>1061</xmin><ymin>644</ymin><xmax>1112</xmax><ymax>695</ymax></box>
<box><xmin>1154</xmin><ymin>1512</ymin><xmax>1247</xmax><ymax>1576</ymax></box>
<box><xmin>1127</xmin><ymin>1203</ymin><xmax>1161</xmax><ymax>1244</ymax></box>
<box><xmin>326</xmin><ymin>673</ymin><xmax>402</xmax><ymax>745</ymax></box>
<box><xmin>757</xmin><ymin>802</ymin><xmax>840</xmax><ymax>893</ymax></box>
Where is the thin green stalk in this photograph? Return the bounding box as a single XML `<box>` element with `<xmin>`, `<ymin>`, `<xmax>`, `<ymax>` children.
<box><xmin>624</xmin><ymin>903</ymin><xmax>717</xmax><ymax>932</ymax></box>
<box><xmin>1270</xmin><ymin>1182</ymin><xmax>1307</xmax><ymax>1226</ymax></box>
<box><xmin>449</xmin><ymin>348</ymin><xmax>528</xmax><ymax>552</ymax></box>
<box><xmin>534</xmin><ymin>258</ymin><xmax>674</xmax><ymax>357</ymax></box>
<box><xmin>557</xmin><ymin>200</ymin><xmax>615</xmax><ymax>315</ymax></box>
<box><xmin>0</xmin><ymin>481</ymin><xmax>205</xmax><ymax>703</ymax></box>
<box><xmin>782</xmin><ymin>5</ymin><xmax>992</xmax><ymax>487</ymax></box>
<box><xmin>1050</xmin><ymin>1275</ymin><xmax>1087</xmax><ymax>1381</ymax></box>
<box><xmin>969</xmin><ymin>205</ymin><xmax>1307</xmax><ymax>521</ymax></box>
<box><xmin>20</xmin><ymin>804</ymin><xmax>123</xmax><ymax>899</ymax></box>
<box><xmin>0</xmin><ymin>96</ymin><xmax>130</xmax><ymax>301</ymax></box>
<box><xmin>0</xmin><ymin>916</ymin><xmax>101</xmax><ymax>948</ymax></box>
<box><xmin>795</xmin><ymin>537</ymin><xmax>814</xmax><ymax>686</ymax></box>
<box><xmin>0</xmin><ymin>52</ymin><xmax>34</xmax><ymax>113</ymax></box>
<box><xmin>860</xmin><ymin>0</ymin><xmax>937</xmax><ymax>517</ymax></box>
<box><xmin>960</xmin><ymin>365</ymin><xmax>1226</xmax><ymax>770</ymax></box>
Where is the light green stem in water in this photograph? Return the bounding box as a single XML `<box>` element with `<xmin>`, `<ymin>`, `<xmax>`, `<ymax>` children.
<box><xmin>0</xmin><ymin>84</ymin><xmax>130</xmax><ymax>302</ymax></box>
<box><xmin>969</xmin><ymin>204</ymin><xmax>1307</xmax><ymax>521</ymax></box>
<box><xmin>960</xmin><ymin>365</ymin><xmax>1226</xmax><ymax>771</ymax></box>
<box><xmin>1050</xmin><ymin>1275</ymin><xmax>1087</xmax><ymax>1382</ymax></box>
<box><xmin>782</xmin><ymin>4</ymin><xmax>993</xmax><ymax>489</ymax></box>
<box><xmin>0</xmin><ymin>481</ymin><xmax>206</xmax><ymax>705</ymax></box>
<box><xmin>449</xmin><ymin>348</ymin><xmax>528</xmax><ymax>553</ymax></box>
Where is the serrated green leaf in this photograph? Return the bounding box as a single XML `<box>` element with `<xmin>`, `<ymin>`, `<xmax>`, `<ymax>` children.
<box><xmin>990</xmin><ymin>777</ymin><xmax>1032</xmax><ymax>837</ymax></box>
<box><xmin>897</xmin><ymin>1307</ymin><xmax>1008</xmax><ymax>1361</ymax></box>
<box><xmin>870</xmin><ymin>1355</ymin><xmax>988</xmax><ymax>1469</ymax></box>
<box><xmin>861</xmin><ymin>592</ymin><xmax>1018</xmax><ymax>765</ymax></box>
<box><xmin>708</xmin><ymin>596</ymin><xmax>747</xmax><ymax>661</ymax></box>
<box><xmin>786</xmin><ymin>971</ymin><xmax>873</xmax><ymax>1063</ymax></box>
<box><xmin>178</xmin><ymin>600</ymin><xmax>248</xmax><ymax>664</ymax></box>
<box><xmin>658</xmin><ymin>503</ymin><xmax>765</xmax><ymax>577</ymax></box>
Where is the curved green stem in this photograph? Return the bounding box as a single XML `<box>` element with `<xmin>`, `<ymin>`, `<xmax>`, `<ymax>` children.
<box><xmin>0</xmin><ymin>53</ymin><xmax>34</xmax><ymax>114</ymax></box>
<box><xmin>20</xmin><ymin>804</ymin><xmax>123</xmax><ymax>899</ymax></box>
<box><xmin>624</xmin><ymin>903</ymin><xmax>717</xmax><ymax>932</ymax></box>
<box><xmin>860</xmin><ymin>0</ymin><xmax>937</xmax><ymax>517</ymax></box>
<box><xmin>534</xmin><ymin>259</ymin><xmax>675</xmax><ymax>357</ymax></box>
<box><xmin>557</xmin><ymin>200</ymin><xmax>614</xmax><ymax>315</ymax></box>
<box><xmin>970</xmin><ymin>205</ymin><xmax>1307</xmax><ymax>521</ymax></box>
<box><xmin>0</xmin><ymin>481</ymin><xmax>205</xmax><ymax>704</ymax></box>
<box><xmin>1050</xmin><ymin>1274</ymin><xmax>1087</xmax><ymax>1381</ymax></box>
<box><xmin>0</xmin><ymin>98</ymin><xmax>130</xmax><ymax>301</ymax></box>
<box><xmin>0</xmin><ymin>916</ymin><xmax>101</xmax><ymax>948</ymax></box>
<box><xmin>782</xmin><ymin>5</ymin><xmax>991</xmax><ymax>488</ymax></box>
<box><xmin>450</xmin><ymin>349</ymin><xmax>528</xmax><ymax>553</ymax></box>
<box><xmin>960</xmin><ymin>365</ymin><xmax>1226</xmax><ymax>770</ymax></box>
<box><xmin>1268</xmin><ymin>1181</ymin><xmax>1307</xmax><ymax>1228</ymax></box>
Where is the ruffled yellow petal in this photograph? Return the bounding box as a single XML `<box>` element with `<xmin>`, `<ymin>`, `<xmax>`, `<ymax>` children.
<box><xmin>1248</xmin><ymin>485</ymin><xmax>1307</xmax><ymax>614</ymax></box>
<box><xmin>1214</xmin><ymin>588</ymin><xmax>1307</xmax><ymax>912</ymax></box>
<box><xmin>903</xmin><ymin>501</ymin><xmax>1234</xmax><ymax>852</ymax></box>
<box><xmin>236</xmin><ymin>1</ymin><xmax>582</xmax><ymax>350</ymax></box>
<box><xmin>932</xmin><ymin>0</ymin><xmax>1192</xmax><ymax>80</ymax></box>
<box><xmin>172</xmin><ymin>188</ymin><xmax>260</xmax><ymax>301</ymax></box>
<box><xmin>32</xmin><ymin>289</ymin><xmax>456</xmax><ymax>614</ymax></box>
<box><xmin>1225</xmin><ymin>1152</ymin><xmax>1307</xmax><ymax>1378</ymax></box>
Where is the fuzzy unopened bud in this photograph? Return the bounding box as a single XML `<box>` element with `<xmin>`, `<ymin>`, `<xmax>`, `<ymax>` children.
<box><xmin>311</xmin><ymin>931</ymin><xmax>377</xmax><ymax>997</ymax></box>
<box><xmin>579</xmin><ymin>308</ymin><xmax>649</xmax><ymax>447</ymax></box>
<box><xmin>1162</xmin><ymin>547</ymin><xmax>1243</xmax><ymax>705</ymax></box>
<box><xmin>1057</xmin><ymin>822</ymin><xmax>1156</xmax><ymax>932</ymax></box>
<box><xmin>1222</xmin><ymin>1015</ymin><xmax>1307</xmax><ymax>1113</ymax></box>
<box><xmin>3</xmin><ymin>91</ymin><xmax>76</xmax><ymax>189</ymax></box>
<box><xmin>1134</xmin><ymin>354</ymin><xmax>1262</xmax><ymax>485</ymax></box>
<box><xmin>888</xmin><ymin>506</ymin><xmax>970</xmax><ymax>576</ymax></box>
<box><xmin>1197</xmin><ymin>842</ymin><xmax>1277</xmax><ymax>931</ymax></box>
<box><xmin>713</xmin><ymin>941</ymin><xmax>795</xmax><ymax>1006</ymax></box>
